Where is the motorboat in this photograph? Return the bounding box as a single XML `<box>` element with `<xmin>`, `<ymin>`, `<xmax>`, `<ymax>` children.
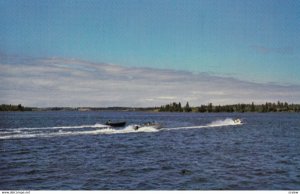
<box><xmin>105</xmin><ymin>121</ymin><xmax>126</xmax><ymax>127</ymax></box>
<box><xmin>134</xmin><ymin>122</ymin><xmax>162</xmax><ymax>130</ymax></box>
<box><xmin>233</xmin><ymin>119</ymin><xmax>242</xmax><ymax>124</ymax></box>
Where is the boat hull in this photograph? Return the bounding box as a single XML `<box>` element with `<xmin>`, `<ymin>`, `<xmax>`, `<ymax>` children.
<box><xmin>105</xmin><ymin>121</ymin><xmax>126</xmax><ymax>127</ymax></box>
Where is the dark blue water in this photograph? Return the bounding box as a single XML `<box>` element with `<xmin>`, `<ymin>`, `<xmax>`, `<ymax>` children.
<box><xmin>0</xmin><ymin>111</ymin><xmax>300</xmax><ymax>190</ymax></box>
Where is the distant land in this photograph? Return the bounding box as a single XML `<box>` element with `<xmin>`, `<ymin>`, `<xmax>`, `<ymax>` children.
<box><xmin>1</xmin><ymin>101</ymin><xmax>300</xmax><ymax>113</ymax></box>
<box><xmin>0</xmin><ymin>104</ymin><xmax>155</xmax><ymax>112</ymax></box>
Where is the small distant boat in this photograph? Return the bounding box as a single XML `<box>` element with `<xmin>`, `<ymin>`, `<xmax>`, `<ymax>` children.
<box><xmin>143</xmin><ymin>122</ymin><xmax>162</xmax><ymax>129</ymax></box>
<box><xmin>233</xmin><ymin>119</ymin><xmax>242</xmax><ymax>124</ymax></box>
<box><xmin>134</xmin><ymin>122</ymin><xmax>162</xmax><ymax>130</ymax></box>
<box><xmin>105</xmin><ymin>121</ymin><xmax>126</xmax><ymax>127</ymax></box>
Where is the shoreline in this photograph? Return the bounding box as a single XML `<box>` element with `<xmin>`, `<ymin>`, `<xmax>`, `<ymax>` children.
<box><xmin>1</xmin><ymin>101</ymin><xmax>300</xmax><ymax>113</ymax></box>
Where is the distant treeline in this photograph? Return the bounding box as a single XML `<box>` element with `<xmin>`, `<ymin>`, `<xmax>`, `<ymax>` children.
<box><xmin>0</xmin><ymin>104</ymin><xmax>156</xmax><ymax>112</ymax></box>
<box><xmin>39</xmin><ymin>107</ymin><xmax>156</xmax><ymax>111</ymax></box>
<box><xmin>159</xmin><ymin>102</ymin><xmax>192</xmax><ymax>112</ymax></box>
<box><xmin>2</xmin><ymin>102</ymin><xmax>300</xmax><ymax>112</ymax></box>
<box><xmin>159</xmin><ymin>101</ymin><xmax>300</xmax><ymax>113</ymax></box>
<box><xmin>0</xmin><ymin>104</ymin><xmax>33</xmax><ymax>111</ymax></box>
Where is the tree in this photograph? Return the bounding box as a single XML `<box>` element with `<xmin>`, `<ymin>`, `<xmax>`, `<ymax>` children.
<box><xmin>184</xmin><ymin>102</ymin><xmax>192</xmax><ymax>112</ymax></box>
<box><xmin>197</xmin><ymin>105</ymin><xmax>206</xmax><ymax>112</ymax></box>
<box><xmin>18</xmin><ymin>104</ymin><xmax>24</xmax><ymax>111</ymax></box>
<box><xmin>249</xmin><ymin>102</ymin><xmax>255</xmax><ymax>112</ymax></box>
<box><xmin>207</xmin><ymin>103</ymin><xmax>213</xmax><ymax>112</ymax></box>
<box><xmin>178</xmin><ymin>102</ymin><xmax>183</xmax><ymax>112</ymax></box>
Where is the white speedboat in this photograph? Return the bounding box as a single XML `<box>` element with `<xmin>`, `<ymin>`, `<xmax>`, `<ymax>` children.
<box><xmin>134</xmin><ymin>122</ymin><xmax>162</xmax><ymax>130</ymax></box>
<box><xmin>233</xmin><ymin>119</ymin><xmax>242</xmax><ymax>124</ymax></box>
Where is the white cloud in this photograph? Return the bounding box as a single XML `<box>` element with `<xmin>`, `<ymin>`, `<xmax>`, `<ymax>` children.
<box><xmin>157</xmin><ymin>96</ymin><xmax>177</xmax><ymax>100</ymax></box>
<box><xmin>1</xmin><ymin>56</ymin><xmax>300</xmax><ymax>107</ymax></box>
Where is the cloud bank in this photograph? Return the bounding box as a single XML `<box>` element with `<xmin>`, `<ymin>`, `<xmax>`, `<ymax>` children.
<box><xmin>1</xmin><ymin>54</ymin><xmax>300</xmax><ymax>107</ymax></box>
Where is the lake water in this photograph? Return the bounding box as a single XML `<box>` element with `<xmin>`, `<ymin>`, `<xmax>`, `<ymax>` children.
<box><xmin>0</xmin><ymin>111</ymin><xmax>300</xmax><ymax>190</ymax></box>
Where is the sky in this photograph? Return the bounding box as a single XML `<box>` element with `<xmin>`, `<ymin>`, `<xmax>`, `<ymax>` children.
<box><xmin>0</xmin><ymin>0</ymin><xmax>300</xmax><ymax>107</ymax></box>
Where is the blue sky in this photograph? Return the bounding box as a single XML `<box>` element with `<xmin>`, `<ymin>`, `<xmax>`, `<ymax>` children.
<box><xmin>0</xmin><ymin>0</ymin><xmax>300</xmax><ymax>106</ymax></box>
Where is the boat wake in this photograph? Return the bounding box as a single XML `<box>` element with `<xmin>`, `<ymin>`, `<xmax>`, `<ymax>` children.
<box><xmin>0</xmin><ymin>124</ymin><xmax>159</xmax><ymax>140</ymax></box>
<box><xmin>162</xmin><ymin>118</ymin><xmax>242</xmax><ymax>130</ymax></box>
<box><xmin>3</xmin><ymin>123</ymin><xmax>109</xmax><ymax>131</ymax></box>
<box><xmin>0</xmin><ymin>118</ymin><xmax>242</xmax><ymax>140</ymax></box>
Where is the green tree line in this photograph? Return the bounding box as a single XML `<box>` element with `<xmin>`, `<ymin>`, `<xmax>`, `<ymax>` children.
<box><xmin>159</xmin><ymin>102</ymin><xmax>192</xmax><ymax>112</ymax></box>
<box><xmin>159</xmin><ymin>101</ymin><xmax>300</xmax><ymax>113</ymax></box>
<box><xmin>0</xmin><ymin>104</ymin><xmax>32</xmax><ymax>111</ymax></box>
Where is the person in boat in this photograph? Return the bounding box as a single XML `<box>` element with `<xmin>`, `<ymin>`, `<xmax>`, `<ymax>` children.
<box><xmin>234</xmin><ymin>119</ymin><xmax>241</xmax><ymax>124</ymax></box>
<box><xmin>134</xmin><ymin>122</ymin><xmax>153</xmax><ymax>130</ymax></box>
<box><xmin>144</xmin><ymin>122</ymin><xmax>151</xmax><ymax>126</ymax></box>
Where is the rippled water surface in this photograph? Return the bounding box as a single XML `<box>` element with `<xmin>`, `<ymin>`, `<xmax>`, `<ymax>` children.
<box><xmin>0</xmin><ymin>111</ymin><xmax>300</xmax><ymax>190</ymax></box>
